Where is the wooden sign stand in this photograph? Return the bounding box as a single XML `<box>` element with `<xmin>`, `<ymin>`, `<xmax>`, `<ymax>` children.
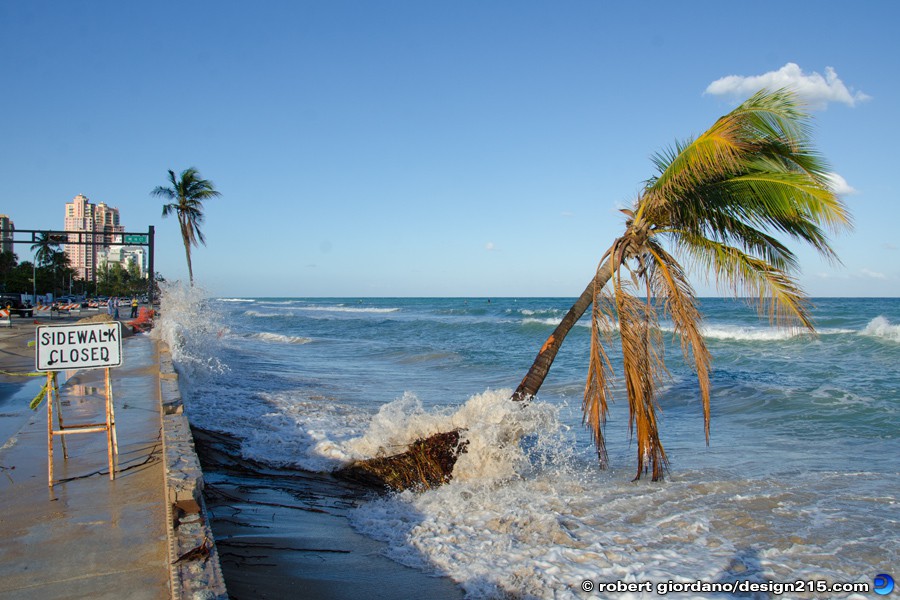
<box><xmin>36</xmin><ymin>321</ymin><xmax>124</xmax><ymax>488</ymax></box>
<box><xmin>46</xmin><ymin>369</ymin><xmax>119</xmax><ymax>487</ymax></box>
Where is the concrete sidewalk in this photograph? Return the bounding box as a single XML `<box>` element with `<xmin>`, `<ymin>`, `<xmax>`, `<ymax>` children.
<box><xmin>0</xmin><ymin>334</ymin><xmax>169</xmax><ymax>599</ymax></box>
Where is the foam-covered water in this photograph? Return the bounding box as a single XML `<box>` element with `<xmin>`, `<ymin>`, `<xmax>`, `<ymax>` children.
<box><xmin>157</xmin><ymin>286</ymin><xmax>898</xmax><ymax>598</ymax></box>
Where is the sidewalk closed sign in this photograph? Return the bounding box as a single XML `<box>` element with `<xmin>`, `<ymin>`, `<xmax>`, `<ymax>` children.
<box><xmin>35</xmin><ymin>322</ymin><xmax>123</xmax><ymax>371</ymax></box>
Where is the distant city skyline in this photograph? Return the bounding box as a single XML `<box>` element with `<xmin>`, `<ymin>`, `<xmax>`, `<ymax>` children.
<box><xmin>64</xmin><ymin>194</ymin><xmax>124</xmax><ymax>281</ymax></box>
<box><xmin>2</xmin><ymin>2</ymin><xmax>898</xmax><ymax>297</ymax></box>
<box><xmin>1</xmin><ymin>196</ymin><xmax>149</xmax><ymax>284</ymax></box>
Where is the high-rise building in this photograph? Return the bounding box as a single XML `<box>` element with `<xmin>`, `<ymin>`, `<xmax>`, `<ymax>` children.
<box><xmin>98</xmin><ymin>245</ymin><xmax>148</xmax><ymax>277</ymax></box>
<box><xmin>64</xmin><ymin>194</ymin><xmax>125</xmax><ymax>281</ymax></box>
<box><xmin>0</xmin><ymin>214</ymin><xmax>13</xmax><ymax>254</ymax></box>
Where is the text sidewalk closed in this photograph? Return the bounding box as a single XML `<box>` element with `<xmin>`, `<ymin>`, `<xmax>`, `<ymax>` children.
<box><xmin>35</xmin><ymin>321</ymin><xmax>123</xmax><ymax>371</ymax></box>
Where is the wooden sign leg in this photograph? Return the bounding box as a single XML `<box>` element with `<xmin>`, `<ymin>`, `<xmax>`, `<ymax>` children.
<box><xmin>52</xmin><ymin>373</ymin><xmax>68</xmax><ymax>460</ymax></box>
<box><xmin>47</xmin><ymin>373</ymin><xmax>54</xmax><ymax>488</ymax></box>
<box><xmin>105</xmin><ymin>368</ymin><xmax>118</xmax><ymax>480</ymax></box>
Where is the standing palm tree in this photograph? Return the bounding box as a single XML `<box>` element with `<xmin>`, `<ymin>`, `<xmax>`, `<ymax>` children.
<box><xmin>151</xmin><ymin>167</ymin><xmax>221</xmax><ymax>286</ymax></box>
<box><xmin>30</xmin><ymin>232</ymin><xmax>61</xmax><ymax>301</ymax></box>
<box><xmin>48</xmin><ymin>250</ymin><xmax>73</xmax><ymax>297</ymax></box>
<box><xmin>512</xmin><ymin>89</ymin><xmax>851</xmax><ymax>480</ymax></box>
<box><xmin>31</xmin><ymin>232</ymin><xmax>60</xmax><ymax>267</ymax></box>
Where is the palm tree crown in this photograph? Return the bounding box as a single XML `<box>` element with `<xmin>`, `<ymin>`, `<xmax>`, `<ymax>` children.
<box><xmin>31</xmin><ymin>232</ymin><xmax>61</xmax><ymax>267</ymax></box>
<box><xmin>151</xmin><ymin>167</ymin><xmax>221</xmax><ymax>285</ymax></box>
<box><xmin>515</xmin><ymin>89</ymin><xmax>851</xmax><ymax>480</ymax></box>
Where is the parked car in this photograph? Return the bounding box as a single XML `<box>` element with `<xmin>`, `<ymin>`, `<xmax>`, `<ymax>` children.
<box><xmin>0</xmin><ymin>293</ymin><xmax>34</xmax><ymax>318</ymax></box>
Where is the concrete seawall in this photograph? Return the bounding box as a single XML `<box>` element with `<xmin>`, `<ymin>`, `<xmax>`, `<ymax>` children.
<box><xmin>157</xmin><ymin>340</ymin><xmax>228</xmax><ymax>599</ymax></box>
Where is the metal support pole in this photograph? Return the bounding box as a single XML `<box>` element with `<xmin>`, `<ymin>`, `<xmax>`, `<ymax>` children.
<box><xmin>147</xmin><ymin>225</ymin><xmax>155</xmax><ymax>306</ymax></box>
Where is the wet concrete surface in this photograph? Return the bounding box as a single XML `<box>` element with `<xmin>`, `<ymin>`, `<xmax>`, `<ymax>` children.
<box><xmin>0</xmin><ymin>334</ymin><xmax>169</xmax><ymax>599</ymax></box>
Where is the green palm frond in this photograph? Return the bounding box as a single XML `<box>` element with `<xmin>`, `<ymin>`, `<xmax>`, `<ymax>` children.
<box><xmin>152</xmin><ymin>167</ymin><xmax>221</xmax><ymax>285</ymax></box>
<box><xmin>673</xmin><ymin>233</ymin><xmax>813</xmax><ymax>328</ymax></box>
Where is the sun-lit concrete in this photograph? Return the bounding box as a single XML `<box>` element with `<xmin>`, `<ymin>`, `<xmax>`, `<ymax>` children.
<box><xmin>0</xmin><ymin>334</ymin><xmax>169</xmax><ymax>599</ymax></box>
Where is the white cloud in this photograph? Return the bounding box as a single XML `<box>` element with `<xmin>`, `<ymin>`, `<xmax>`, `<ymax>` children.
<box><xmin>825</xmin><ymin>172</ymin><xmax>858</xmax><ymax>196</ymax></box>
<box><xmin>705</xmin><ymin>63</ymin><xmax>870</xmax><ymax>109</ymax></box>
<box><xmin>861</xmin><ymin>268</ymin><xmax>887</xmax><ymax>280</ymax></box>
<box><xmin>485</xmin><ymin>242</ymin><xmax>496</xmax><ymax>251</ymax></box>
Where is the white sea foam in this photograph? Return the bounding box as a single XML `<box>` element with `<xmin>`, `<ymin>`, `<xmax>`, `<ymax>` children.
<box><xmin>154</xmin><ymin>283</ymin><xmax>228</xmax><ymax>375</ymax></box>
<box><xmin>522</xmin><ymin>317</ymin><xmax>591</xmax><ymax>328</ymax></box>
<box><xmin>521</xmin><ymin>318</ymin><xmax>858</xmax><ymax>341</ymax></box>
<box><xmin>347</xmin><ymin>390</ymin><xmax>895</xmax><ymax>599</ymax></box>
<box><xmin>216</xmin><ymin>297</ymin><xmax>255</xmax><ymax>303</ymax></box>
<box><xmin>250</xmin><ymin>332</ymin><xmax>313</xmax><ymax>345</ymax></box>
<box><xmin>860</xmin><ymin>315</ymin><xmax>900</xmax><ymax>342</ymax></box>
<box><xmin>515</xmin><ymin>308</ymin><xmax>563</xmax><ymax>317</ymax></box>
<box><xmin>338</xmin><ymin>390</ymin><xmax>567</xmax><ymax>482</ymax></box>
<box><xmin>244</xmin><ymin>309</ymin><xmax>287</xmax><ymax>318</ymax></box>
<box><xmin>298</xmin><ymin>305</ymin><xmax>401</xmax><ymax>314</ymax></box>
<box><xmin>238</xmin><ymin>391</ymin><xmax>372</xmax><ymax>471</ymax></box>
<box><xmin>697</xmin><ymin>324</ymin><xmax>808</xmax><ymax>341</ymax></box>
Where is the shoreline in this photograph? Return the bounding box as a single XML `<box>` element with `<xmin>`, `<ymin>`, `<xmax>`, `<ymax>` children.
<box><xmin>191</xmin><ymin>418</ymin><xmax>465</xmax><ymax>599</ymax></box>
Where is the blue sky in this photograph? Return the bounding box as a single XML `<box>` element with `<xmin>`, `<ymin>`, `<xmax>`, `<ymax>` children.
<box><xmin>1</xmin><ymin>1</ymin><xmax>897</xmax><ymax>297</ymax></box>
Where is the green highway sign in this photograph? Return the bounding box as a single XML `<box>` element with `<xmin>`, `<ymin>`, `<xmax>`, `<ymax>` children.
<box><xmin>124</xmin><ymin>234</ymin><xmax>149</xmax><ymax>244</ymax></box>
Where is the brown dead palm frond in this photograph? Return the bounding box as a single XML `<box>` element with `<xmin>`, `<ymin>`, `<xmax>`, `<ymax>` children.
<box><xmin>613</xmin><ymin>262</ymin><xmax>668</xmax><ymax>481</ymax></box>
<box><xmin>645</xmin><ymin>239</ymin><xmax>712</xmax><ymax>442</ymax></box>
<box><xmin>583</xmin><ymin>258</ymin><xmax>616</xmax><ymax>467</ymax></box>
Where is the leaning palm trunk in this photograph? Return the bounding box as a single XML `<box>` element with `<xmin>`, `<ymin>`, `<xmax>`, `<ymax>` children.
<box><xmin>341</xmin><ymin>89</ymin><xmax>850</xmax><ymax>491</ymax></box>
<box><xmin>512</xmin><ymin>259</ymin><xmax>613</xmax><ymax>401</ymax></box>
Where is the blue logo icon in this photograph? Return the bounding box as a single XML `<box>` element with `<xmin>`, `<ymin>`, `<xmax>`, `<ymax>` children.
<box><xmin>874</xmin><ymin>574</ymin><xmax>894</xmax><ymax>596</ymax></box>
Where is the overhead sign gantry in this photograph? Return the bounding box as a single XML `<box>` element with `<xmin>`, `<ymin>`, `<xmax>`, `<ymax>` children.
<box><xmin>4</xmin><ymin>226</ymin><xmax>156</xmax><ymax>305</ymax></box>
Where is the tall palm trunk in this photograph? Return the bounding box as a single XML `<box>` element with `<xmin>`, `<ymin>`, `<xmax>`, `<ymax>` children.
<box><xmin>512</xmin><ymin>257</ymin><xmax>614</xmax><ymax>401</ymax></box>
<box><xmin>179</xmin><ymin>217</ymin><xmax>195</xmax><ymax>286</ymax></box>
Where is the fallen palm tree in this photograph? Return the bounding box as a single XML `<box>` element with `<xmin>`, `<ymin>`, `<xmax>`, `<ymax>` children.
<box><xmin>338</xmin><ymin>89</ymin><xmax>850</xmax><ymax>490</ymax></box>
<box><xmin>335</xmin><ymin>430</ymin><xmax>467</xmax><ymax>491</ymax></box>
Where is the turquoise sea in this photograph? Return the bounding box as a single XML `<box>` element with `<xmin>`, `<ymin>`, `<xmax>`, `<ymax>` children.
<box><xmin>159</xmin><ymin>287</ymin><xmax>899</xmax><ymax>598</ymax></box>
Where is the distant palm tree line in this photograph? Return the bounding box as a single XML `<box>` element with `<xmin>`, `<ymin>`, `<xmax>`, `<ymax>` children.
<box><xmin>0</xmin><ymin>234</ymin><xmax>153</xmax><ymax>298</ymax></box>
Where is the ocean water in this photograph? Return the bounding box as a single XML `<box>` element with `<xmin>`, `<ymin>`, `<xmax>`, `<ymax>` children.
<box><xmin>158</xmin><ymin>285</ymin><xmax>899</xmax><ymax>599</ymax></box>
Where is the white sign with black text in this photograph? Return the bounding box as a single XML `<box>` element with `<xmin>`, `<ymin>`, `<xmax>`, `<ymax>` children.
<box><xmin>35</xmin><ymin>321</ymin><xmax>123</xmax><ymax>371</ymax></box>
